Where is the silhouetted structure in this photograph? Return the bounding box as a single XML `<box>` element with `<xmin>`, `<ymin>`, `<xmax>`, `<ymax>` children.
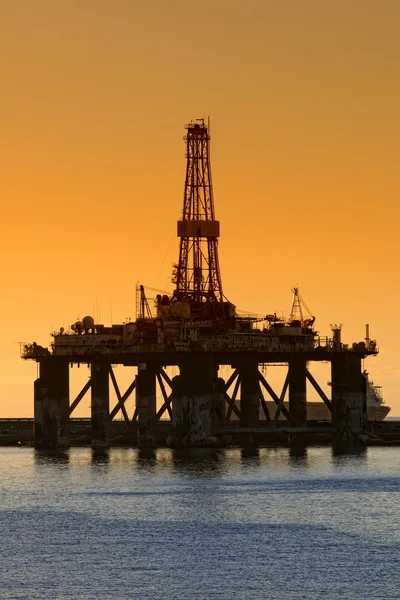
<box><xmin>22</xmin><ymin>120</ymin><xmax>379</xmax><ymax>451</ymax></box>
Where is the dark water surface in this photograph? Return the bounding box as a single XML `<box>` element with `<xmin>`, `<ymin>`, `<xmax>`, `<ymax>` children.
<box><xmin>0</xmin><ymin>446</ymin><xmax>399</xmax><ymax>600</ymax></box>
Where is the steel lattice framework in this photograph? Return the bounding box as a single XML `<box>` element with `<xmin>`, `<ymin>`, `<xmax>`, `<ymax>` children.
<box><xmin>173</xmin><ymin>120</ymin><xmax>224</xmax><ymax>313</ymax></box>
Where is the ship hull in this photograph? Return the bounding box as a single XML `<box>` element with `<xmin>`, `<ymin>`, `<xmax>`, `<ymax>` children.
<box><xmin>366</xmin><ymin>405</ymin><xmax>391</xmax><ymax>421</ymax></box>
<box><xmin>233</xmin><ymin>401</ymin><xmax>391</xmax><ymax>421</ymax></box>
<box><xmin>304</xmin><ymin>402</ymin><xmax>391</xmax><ymax>421</ymax></box>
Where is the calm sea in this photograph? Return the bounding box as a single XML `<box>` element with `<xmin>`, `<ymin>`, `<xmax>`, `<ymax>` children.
<box><xmin>0</xmin><ymin>446</ymin><xmax>399</xmax><ymax>600</ymax></box>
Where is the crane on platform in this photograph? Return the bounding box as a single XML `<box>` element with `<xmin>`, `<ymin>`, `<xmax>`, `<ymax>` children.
<box><xmin>136</xmin><ymin>283</ymin><xmax>153</xmax><ymax>320</ymax></box>
<box><xmin>289</xmin><ymin>287</ymin><xmax>315</xmax><ymax>328</ymax></box>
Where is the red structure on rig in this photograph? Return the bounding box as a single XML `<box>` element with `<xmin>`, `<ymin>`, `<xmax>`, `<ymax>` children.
<box><xmin>157</xmin><ymin>119</ymin><xmax>235</xmax><ymax>323</ymax></box>
<box><xmin>173</xmin><ymin>120</ymin><xmax>224</xmax><ymax>310</ymax></box>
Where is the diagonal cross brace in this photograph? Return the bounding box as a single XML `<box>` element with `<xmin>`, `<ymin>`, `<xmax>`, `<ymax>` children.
<box><xmin>156</xmin><ymin>372</ymin><xmax>173</xmax><ymax>420</ymax></box>
<box><xmin>258</xmin><ymin>371</ymin><xmax>294</xmax><ymax>425</ymax></box>
<box><xmin>272</xmin><ymin>371</ymin><xmax>290</xmax><ymax>426</ymax></box>
<box><xmin>159</xmin><ymin>367</ymin><xmax>173</xmax><ymax>388</ymax></box>
<box><xmin>109</xmin><ymin>377</ymin><xmax>136</xmax><ymax>422</ymax></box>
<box><xmin>155</xmin><ymin>392</ymin><xmax>173</xmax><ymax>421</ymax></box>
<box><xmin>305</xmin><ymin>369</ymin><xmax>332</xmax><ymax>412</ymax></box>
<box><xmin>109</xmin><ymin>367</ymin><xmax>131</xmax><ymax>427</ymax></box>
<box><xmin>223</xmin><ymin>369</ymin><xmax>239</xmax><ymax>393</ymax></box>
<box><xmin>222</xmin><ymin>375</ymin><xmax>241</xmax><ymax>421</ymax></box>
<box><xmin>69</xmin><ymin>378</ymin><xmax>92</xmax><ymax>416</ymax></box>
<box><xmin>259</xmin><ymin>384</ymin><xmax>271</xmax><ymax>423</ymax></box>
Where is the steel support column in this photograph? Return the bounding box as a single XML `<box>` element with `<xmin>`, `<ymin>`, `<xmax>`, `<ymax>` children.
<box><xmin>34</xmin><ymin>358</ymin><xmax>69</xmax><ymax>450</ymax></box>
<box><xmin>240</xmin><ymin>364</ymin><xmax>260</xmax><ymax>428</ymax></box>
<box><xmin>331</xmin><ymin>353</ymin><xmax>367</xmax><ymax>445</ymax></box>
<box><xmin>136</xmin><ymin>365</ymin><xmax>157</xmax><ymax>447</ymax></box>
<box><xmin>91</xmin><ymin>362</ymin><xmax>110</xmax><ymax>450</ymax></box>
<box><xmin>288</xmin><ymin>360</ymin><xmax>307</xmax><ymax>427</ymax></box>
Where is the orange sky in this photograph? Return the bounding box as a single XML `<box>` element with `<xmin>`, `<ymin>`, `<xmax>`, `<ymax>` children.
<box><xmin>1</xmin><ymin>0</ymin><xmax>400</xmax><ymax>417</ymax></box>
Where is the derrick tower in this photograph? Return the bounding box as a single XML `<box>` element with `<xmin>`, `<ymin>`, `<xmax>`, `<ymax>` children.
<box><xmin>172</xmin><ymin>119</ymin><xmax>225</xmax><ymax>317</ymax></box>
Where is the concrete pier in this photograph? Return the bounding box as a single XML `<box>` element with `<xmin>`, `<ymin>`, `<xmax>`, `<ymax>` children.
<box><xmin>136</xmin><ymin>365</ymin><xmax>157</xmax><ymax>447</ymax></box>
<box><xmin>34</xmin><ymin>358</ymin><xmax>69</xmax><ymax>450</ymax></box>
<box><xmin>288</xmin><ymin>360</ymin><xmax>307</xmax><ymax>427</ymax></box>
<box><xmin>331</xmin><ymin>353</ymin><xmax>367</xmax><ymax>446</ymax></box>
<box><xmin>171</xmin><ymin>358</ymin><xmax>215</xmax><ymax>445</ymax></box>
<box><xmin>91</xmin><ymin>362</ymin><xmax>110</xmax><ymax>450</ymax></box>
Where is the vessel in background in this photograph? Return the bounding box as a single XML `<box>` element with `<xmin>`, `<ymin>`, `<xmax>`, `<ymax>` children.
<box><xmin>306</xmin><ymin>371</ymin><xmax>390</xmax><ymax>421</ymax></box>
<box><xmin>234</xmin><ymin>371</ymin><xmax>390</xmax><ymax>422</ymax></box>
<box><xmin>363</xmin><ymin>371</ymin><xmax>391</xmax><ymax>421</ymax></box>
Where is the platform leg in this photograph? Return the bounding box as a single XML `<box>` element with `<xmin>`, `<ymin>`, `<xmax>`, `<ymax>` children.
<box><xmin>171</xmin><ymin>357</ymin><xmax>215</xmax><ymax>445</ymax></box>
<box><xmin>136</xmin><ymin>365</ymin><xmax>157</xmax><ymax>447</ymax></box>
<box><xmin>288</xmin><ymin>360</ymin><xmax>307</xmax><ymax>428</ymax></box>
<box><xmin>34</xmin><ymin>359</ymin><xmax>69</xmax><ymax>450</ymax></box>
<box><xmin>240</xmin><ymin>364</ymin><xmax>260</xmax><ymax>429</ymax></box>
<box><xmin>331</xmin><ymin>354</ymin><xmax>367</xmax><ymax>446</ymax></box>
<box><xmin>91</xmin><ymin>362</ymin><xmax>110</xmax><ymax>450</ymax></box>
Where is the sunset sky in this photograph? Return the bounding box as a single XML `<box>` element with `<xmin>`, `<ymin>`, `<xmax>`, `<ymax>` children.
<box><xmin>1</xmin><ymin>0</ymin><xmax>400</xmax><ymax>417</ymax></box>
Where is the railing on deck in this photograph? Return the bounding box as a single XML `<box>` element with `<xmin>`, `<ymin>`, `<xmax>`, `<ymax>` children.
<box><xmin>21</xmin><ymin>333</ymin><xmax>378</xmax><ymax>358</ymax></box>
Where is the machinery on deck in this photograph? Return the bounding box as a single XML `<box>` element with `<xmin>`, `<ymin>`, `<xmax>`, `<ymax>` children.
<box><xmin>24</xmin><ymin>119</ymin><xmax>348</xmax><ymax>358</ymax></box>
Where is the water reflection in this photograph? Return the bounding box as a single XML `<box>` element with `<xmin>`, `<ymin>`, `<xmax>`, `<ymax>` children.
<box><xmin>331</xmin><ymin>445</ymin><xmax>368</xmax><ymax>462</ymax></box>
<box><xmin>289</xmin><ymin>444</ymin><xmax>308</xmax><ymax>465</ymax></box>
<box><xmin>171</xmin><ymin>448</ymin><xmax>225</xmax><ymax>478</ymax></box>
<box><xmin>138</xmin><ymin>448</ymin><xmax>157</xmax><ymax>461</ymax></box>
<box><xmin>34</xmin><ymin>450</ymin><xmax>70</xmax><ymax>466</ymax></box>
<box><xmin>240</xmin><ymin>446</ymin><xmax>260</xmax><ymax>463</ymax></box>
<box><xmin>136</xmin><ymin>448</ymin><xmax>157</xmax><ymax>473</ymax></box>
<box><xmin>91</xmin><ymin>449</ymin><xmax>110</xmax><ymax>466</ymax></box>
<box><xmin>31</xmin><ymin>443</ymin><xmax>369</xmax><ymax>475</ymax></box>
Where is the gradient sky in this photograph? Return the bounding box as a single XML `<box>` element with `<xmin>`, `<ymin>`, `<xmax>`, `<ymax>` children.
<box><xmin>1</xmin><ymin>0</ymin><xmax>400</xmax><ymax>416</ymax></box>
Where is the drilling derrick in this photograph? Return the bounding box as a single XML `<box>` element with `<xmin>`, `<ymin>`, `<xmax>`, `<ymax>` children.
<box><xmin>172</xmin><ymin>119</ymin><xmax>229</xmax><ymax>319</ymax></box>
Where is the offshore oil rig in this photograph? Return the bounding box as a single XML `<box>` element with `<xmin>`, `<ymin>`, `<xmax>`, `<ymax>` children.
<box><xmin>22</xmin><ymin>120</ymin><xmax>378</xmax><ymax>450</ymax></box>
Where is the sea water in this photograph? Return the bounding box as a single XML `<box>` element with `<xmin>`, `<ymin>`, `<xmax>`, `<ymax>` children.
<box><xmin>0</xmin><ymin>446</ymin><xmax>399</xmax><ymax>600</ymax></box>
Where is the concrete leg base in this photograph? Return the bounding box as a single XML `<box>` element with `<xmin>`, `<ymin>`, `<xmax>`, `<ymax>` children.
<box><xmin>34</xmin><ymin>360</ymin><xmax>69</xmax><ymax>450</ymax></box>
<box><xmin>170</xmin><ymin>360</ymin><xmax>217</xmax><ymax>446</ymax></box>
<box><xmin>171</xmin><ymin>393</ymin><xmax>216</xmax><ymax>445</ymax></box>
<box><xmin>331</xmin><ymin>354</ymin><xmax>367</xmax><ymax>448</ymax></box>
